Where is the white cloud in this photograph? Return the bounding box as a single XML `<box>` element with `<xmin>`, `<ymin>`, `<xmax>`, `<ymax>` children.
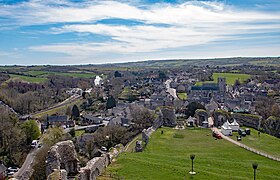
<box><xmin>1</xmin><ymin>0</ymin><xmax>280</xmax><ymax>62</ymax></box>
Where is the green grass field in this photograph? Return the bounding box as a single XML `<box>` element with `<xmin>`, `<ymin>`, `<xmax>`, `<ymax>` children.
<box><xmin>8</xmin><ymin>74</ymin><xmax>48</xmax><ymax>83</ymax></box>
<box><xmin>102</xmin><ymin>128</ymin><xmax>280</xmax><ymax>180</ymax></box>
<box><xmin>196</xmin><ymin>73</ymin><xmax>251</xmax><ymax>86</ymax></box>
<box><xmin>229</xmin><ymin>127</ymin><xmax>280</xmax><ymax>159</ymax></box>
<box><xmin>24</xmin><ymin>70</ymin><xmax>96</xmax><ymax>79</ymax></box>
<box><xmin>177</xmin><ymin>92</ymin><xmax>187</xmax><ymax>100</ymax></box>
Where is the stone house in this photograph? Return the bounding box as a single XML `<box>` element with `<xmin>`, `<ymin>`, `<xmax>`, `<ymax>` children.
<box><xmin>47</xmin><ymin>115</ymin><xmax>74</xmax><ymax>128</ymax></box>
<box><xmin>81</xmin><ymin>115</ymin><xmax>103</xmax><ymax>125</ymax></box>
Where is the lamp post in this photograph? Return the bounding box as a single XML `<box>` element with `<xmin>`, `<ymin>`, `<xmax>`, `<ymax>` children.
<box><xmin>252</xmin><ymin>162</ymin><xmax>258</xmax><ymax>180</ymax></box>
<box><xmin>189</xmin><ymin>154</ymin><xmax>196</xmax><ymax>175</ymax></box>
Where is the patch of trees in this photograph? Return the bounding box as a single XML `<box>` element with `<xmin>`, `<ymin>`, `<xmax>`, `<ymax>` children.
<box><xmin>0</xmin><ymin>107</ymin><xmax>40</xmax><ymax>167</ymax></box>
<box><xmin>255</xmin><ymin>97</ymin><xmax>278</xmax><ymax>119</ymax></box>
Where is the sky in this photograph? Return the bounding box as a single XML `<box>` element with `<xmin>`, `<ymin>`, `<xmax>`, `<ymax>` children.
<box><xmin>0</xmin><ymin>0</ymin><xmax>279</xmax><ymax>65</ymax></box>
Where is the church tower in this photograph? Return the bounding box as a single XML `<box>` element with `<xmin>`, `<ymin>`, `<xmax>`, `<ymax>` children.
<box><xmin>218</xmin><ymin>78</ymin><xmax>226</xmax><ymax>92</ymax></box>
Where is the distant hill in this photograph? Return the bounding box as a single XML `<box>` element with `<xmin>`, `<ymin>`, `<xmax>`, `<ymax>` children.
<box><xmin>104</xmin><ymin>57</ymin><xmax>280</xmax><ymax>68</ymax></box>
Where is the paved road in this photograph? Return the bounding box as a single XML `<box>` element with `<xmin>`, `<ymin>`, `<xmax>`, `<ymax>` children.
<box><xmin>165</xmin><ymin>79</ymin><xmax>178</xmax><ymax>99</ymax></box>
<box><xmin>212</xmin><ymin>127</ymin><xmax>280</xmax><ymax>162</ymax></box>
<box><xmin>13</xmin><ymin>147</ymin><xmax>39</xmax><ymax>179</ymax></box>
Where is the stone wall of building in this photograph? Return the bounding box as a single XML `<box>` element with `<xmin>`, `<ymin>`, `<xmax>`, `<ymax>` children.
<box><xmin>46</xmin><ymin>140</ymin><xmax>79</xmax><ymax>177</ymax></box>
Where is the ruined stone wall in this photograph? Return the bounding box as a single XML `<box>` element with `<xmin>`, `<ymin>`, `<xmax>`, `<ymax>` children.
<box><xmin>46</xmin><ymin>140</ymin><xmax>79</xmax><ymax>177</ymax></box>
<box><xmin>142</xmin><ymin>127</ymin><xmax>155</xmax><ymax>144</ymax></box>
<box><xmin>79</xmin><ymin>144</ymin><xmax>124</xmax><ymax>180</ymax></box>
<box><xmin>160</xmin><ymin>107</ymin><xmax>177</xmax><ymax>127</ymax></box>
<box><xmin>262</xmin><ymin>116</ymin><xmax>280</xmax><ymax>138</ymax></box>
<box><xmin>232</xmin><ymin>113</ymin><xmax>261</xmax><ymax>129</ymax></box>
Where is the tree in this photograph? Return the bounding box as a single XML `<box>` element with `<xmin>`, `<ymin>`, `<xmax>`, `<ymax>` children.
<box><xmin>42</xmin><ymin>127</ymin><xmax>63</xmax><ymax>145</ymax></box>
<box><xmin>158</xmin><ymin>71</ymin><xmax>167</xmax><ymax>80</ymax></box>
<box><xmin>21</xmin><ymin>120</ymin><xmax>40</xmax><ymax>144</ymax></box>
<box><xmin>271</xmin><ymin>104</ymin><xmax>280</xmax><ymax>117</ymax></box>
<box><xmin>106</xmin><ymin>96</ymin><xmax>116</xmax><ymax>109</ymax></box>
<box><xmin>69</xmin><ymin>128</ymin><xmax>75</xmax><ymax>137</ymax></box>
<box><xmin>234</xmin><ymin>79</ymin><xmax>241</xmax><ymax>86</ymax></box>
<box><xmin>114</xmin><ymin>71</ymin><xmax>122</xmax><ymax>78</ymax></box>
<box><xmin>131</xmin><ymin>105</ymin><xmax>155</xmax><ymax>128</ymax></box>
<box><xmin>71</xmin><ymin>104</ymin><xmax>80</xmax><ymax>118</ymax></box>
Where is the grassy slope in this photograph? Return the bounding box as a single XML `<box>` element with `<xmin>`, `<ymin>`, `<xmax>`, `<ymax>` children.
<box><xmin>24</xmin><ymin>70</ymin><xmax>96</xmax><ymax>78</ymax></box>
<box><xmin>8</xmin><ymin>74</ymin><xmax>48</xmax><ymax>83</ymax></box>
<box><xmin>196</xmin><ymin>73</ymin><xmax>251</xmax><ymax>86</ymax></box>
<box><xmin>103</xmin><ymin>128</ymin><xmax>280</xmax><ymax>180</ymax></box>
<box><xmin>230</xmin><ymin>127</ymin><xmax>280</xmax><ymax>158</ymax></box>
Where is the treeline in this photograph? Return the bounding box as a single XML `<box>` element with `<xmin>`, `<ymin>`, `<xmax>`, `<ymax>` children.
<box><xmin>0</xmin><ymin>107</ymin><xmax>40</xmax><ymax>166</ymax></box>
<box><xmin>0</xmin><ymin>75</ymin><xmax>93</xmax><ymax>115</ymax></box>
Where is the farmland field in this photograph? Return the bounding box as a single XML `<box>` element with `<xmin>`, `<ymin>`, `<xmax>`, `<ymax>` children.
<box><xmin>100</xmin><ymin>128</ymin><xmax>280</xmax><ymax>180</ymax></box>
<box><xmin>196</xmin><ymin>73</ymin><xmax>251</xmax><ymax>86</ymax></box>
<box><xmin>8</xmin><ymin>74</ymin><xmax>48</xmax><ymax>83</ymax></box>
<box><xmin>24</xmin><ymin>70</ymin><xmax>96</xmax><ymax>78</ymax></box>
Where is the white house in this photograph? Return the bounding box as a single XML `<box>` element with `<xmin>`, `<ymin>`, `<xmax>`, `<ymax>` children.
<box><xmin>229</xmin><ymin>119</ymin><xmax>240</xmax><ymax>131</ymax></box>
<box><xmin>187</xmin><ymin>116</ymin><xmax>195</xmax><ymax>127</ymax></box>
<box><xmin>221</xmin><ymin>121</ymin><xmax>232</xmax><ymax>136</ymax></box>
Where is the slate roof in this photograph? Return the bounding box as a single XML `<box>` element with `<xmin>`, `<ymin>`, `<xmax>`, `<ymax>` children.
<box><xmin>191</xmin><ymin>86</ymin><xmax>219</xmax><ymax>91</ymax></box>
<box><xmin>47</xmin><ymin>115</ymin><xmax>68</xmax><ymax>122</ymax></box>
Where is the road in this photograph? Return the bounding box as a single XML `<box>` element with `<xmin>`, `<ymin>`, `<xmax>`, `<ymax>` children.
<box><xmin>212</xmin><ymin>127</ymin><xmax>280</xmax><ymax>162</ymax></box>
<box><xmin>29</xmin><ymin>94</ymin><xmax>82</xmax><ymax>118</ymax></box>
<box><xmin>165</xmin><ymin>79</ymin><xmax>178</xmax><ymax>99</ymax></box>
<box><xmin>13</xmin><ymin>147</ymin><xmax>39</xmax><ymax>179</ymax></box>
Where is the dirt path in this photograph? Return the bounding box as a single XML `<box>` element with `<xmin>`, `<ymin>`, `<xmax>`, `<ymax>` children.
<box><xmin>212</xmin><ymin>127</ymin><xmax>280</xmax><ymax>162</ymax></box>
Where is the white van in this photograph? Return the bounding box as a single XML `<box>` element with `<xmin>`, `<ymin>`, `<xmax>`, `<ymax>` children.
<box><xmin>31</xmin><ymin>140</ymin><xmax>38</xmax><ymax>148</ymax></box>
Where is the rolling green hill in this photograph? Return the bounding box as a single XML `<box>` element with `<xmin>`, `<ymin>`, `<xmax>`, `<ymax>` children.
<box><xmin>101</xmin><ymin>128</ymin><xmax>280</xmax><ymax>180</ymax></box>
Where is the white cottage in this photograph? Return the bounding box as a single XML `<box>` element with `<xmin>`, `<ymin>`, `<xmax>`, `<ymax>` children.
<box><xmin>229</xmin><ymin>119</ymin><xmax>240</xmax><ymax>131</ymax></box>
<box><xmin>221</xmin><ymin>121</ymin><xmax>232</xmax><ymax>136</ymax></box>
<box><xmin>187</xmin><ymin>116</ymin><xmax>195</xmax><ymax>127</ymax></box>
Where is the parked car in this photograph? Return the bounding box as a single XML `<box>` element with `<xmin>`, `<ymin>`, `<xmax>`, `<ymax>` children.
<box><xmin>212</xmin><ymin>131</ymin><xmax>222</xmax><ymax>139</ymax></box>
<box><xmin>31</xmin><ymin>140</ymin><xmax>38</xmax><ymax>148</ymax></box>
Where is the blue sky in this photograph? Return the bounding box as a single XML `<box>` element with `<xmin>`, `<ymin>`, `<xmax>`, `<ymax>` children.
<box><xmin>0</xmin><ymin>0</ymin><xmax>279</xmax><ymax>65</ymax></box>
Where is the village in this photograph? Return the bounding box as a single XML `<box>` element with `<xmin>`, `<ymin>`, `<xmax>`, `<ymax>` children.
<box><xmin>0</xmin><ymin>63</ymin><xmax>280</xmax><ymax>180</ymax></box>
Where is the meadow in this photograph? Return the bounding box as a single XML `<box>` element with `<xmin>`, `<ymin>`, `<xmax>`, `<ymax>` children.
<box><xmin>8</xmin><ymin>74</ymin><xmax>48</xmax><ymax>83</ymax></box>
<box><xmin>24</xmin><ymin>70</ymin><xmax>96</xmax><ymax>79</ymax></box>
<box><xmin>229</xmin><ymin>127</ymin><xmax>280</xmax><ymax>158</ymax></box>
<box><xmin>101</xmin><ymin>128</ymin><xmax>280</xmax><ymax>180</ymax></box>
<box><xmin>196</xmin><ymin>73</ymin><xmax>251</xmax><ymax>86</ymax></box>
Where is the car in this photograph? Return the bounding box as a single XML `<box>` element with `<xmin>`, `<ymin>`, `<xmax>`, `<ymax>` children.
<box><xmin>31</xmin><ymin>140</ymin><xmax>38</xmax><ymax>148</ymax></box>
<box><xmin>8</xmin><ymin>167</ymin><xmax>19</xmax><ymax>172</ymax></box>
<box><xmin>7</xmin><ymin>171</ymin><xmax>15</xmax><ymax>176</ymax></box>
<box><xmin>212</xmin><ymin>131</ymin><xmax>222</xmax><ymax>139</ymax></box>
<box><xmin>101</xmin><ymin>146</ymin><xmax>107</xmax><ymax>151</ymax></box>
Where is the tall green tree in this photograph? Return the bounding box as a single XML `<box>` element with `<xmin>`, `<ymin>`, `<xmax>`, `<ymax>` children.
<box><xmin>106</xmin><ymin>96</ymin><xmax>116</xmax><ymax>109</ymax></box>
<box><xmin>21</xmin><ymin>120</ymin><xmax>40</xmax><ymax>144</ymax></box>
<box><xmin>71</xmin><ymin>104</ymin><xmax>80</xmax><ymax>118</ymax></box>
